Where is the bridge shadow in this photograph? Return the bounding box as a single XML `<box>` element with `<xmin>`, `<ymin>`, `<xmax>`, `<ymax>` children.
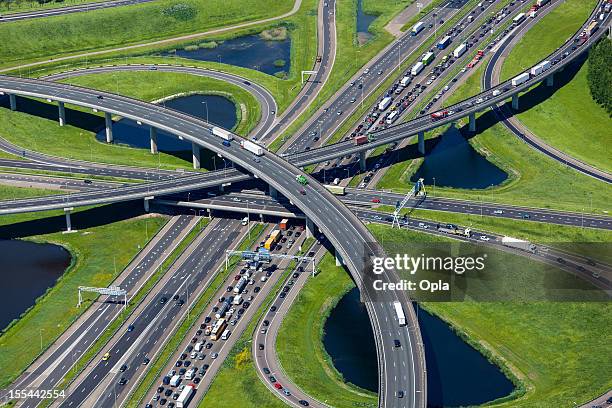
<box><xmin>0</xmin><ymin>201</ymin><xmax>147</xmax><ymax>239</ymax></box>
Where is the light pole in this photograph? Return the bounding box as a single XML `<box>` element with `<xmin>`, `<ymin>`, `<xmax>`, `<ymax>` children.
<box><xmin>432</xmin><ymin>177</ymin><xmax>436</xmax><ymax>198</ymax></box>
<box><xmin>202</xmin><ymin>101</ymin><xmax>209</xmax><ymax>123</ymax></box>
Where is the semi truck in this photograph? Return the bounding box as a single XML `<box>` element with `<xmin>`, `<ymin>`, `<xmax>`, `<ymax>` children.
<box><xmin>511</xmin><ymin>72</ymin><xmax>530</xmax><ymax>86</ymax></box>
<box><xmin>234</xmin><ymin>276</ymin><xmax>248</xmax><ymax>294</ymax></box>
<box><xmin>241</xmin><ymin>140</ymin><xmax>264</xmax><ymax>156</ymax></box>
<box><xmin>453</xmin><ymin>43</ymin><xmax>467</xmax><ymax>58</ymax></box>
<box><xmin>422</xmin><ymin>51</ymin><xmax>435</xmax><ymax>65</ymax></box>
<box><xmin>436</xmin><ymin>224</ymin><xmax>472</xmax><ymax>237</ymax></box>
<box><xmin>378</xmin><ymin>96</ymin><xmax>392</xmax><ymax>111</ymax></box>
<box><xmin>411</xmin><ymin>21</ymin><xmax>425</xmax><ymax>36</ymax></box>
<box><xmin>215</xmin><ymin>301</ymin><xmax>230</xmax><ymax>319</ymax></box>
<box><xmin>437</xmin><ymin>36</ymin><xmax>452</xmax><ymax>50</ymax></box>
<box><xmin>354</xmin><ymin>135</ymin><xmax>368</xmax><ymax>145</ymax></box>
<box><xmin>212</xmin><ymin>126</ymin><xmax>233</xmax><ymax>141</ymax></box>
<box><xmin>584</xmin><ymin>20</ymin><xmax>599</xmax><ymax>36</ymax></box>
<box><xmin>411</xmin><ymin>61</ymin><xmax>424</xmax><ymax>76</ymax></box>
<box><xmin>176</xmin><ymin>384</ymin><xmax>195</xmax><ymax>408</ymax></box>
<box><xmin>393</xmin><ymin>301</ymin><xmax>406</xmax><ymax>326</ymax></box>
<box><xmin>501</xmin><ymin>236</ymin><xmax>537</xmax><ymax>253</ymax></box>
<box><xmin>324</xmin><ymin>185</ymin><xmax>346</xmax><ymax>195</ymax></box>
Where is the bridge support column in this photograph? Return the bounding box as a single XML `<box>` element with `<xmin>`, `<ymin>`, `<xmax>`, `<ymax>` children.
<box><xmin>335</xmin><ymin>249</ymin><xmax>344</xmax><ymax>266</ymax></box>
<box><xmin>512</xmin><ymin>94</ymin><xmax>519</xmax><ymax>110</ymax></box>
<box><xmin>63</xmin><ymin>208</ymin><xmax>75</xmax><ymax>234</ymax></box>
<box><xmin>144</xmin><ymin>197</ymin><xmax>153</xmax><ymax>212</ymax></box>
<box><xmin>359</xmin><ymin>151</ymin><xmax>367</xmax><ymax>172</ymax></box>
<box><xmin>306</xmin><ymin>218</ymin><xmax>316</xmax><ymax>239</ymax></box>
<box><xmin>546</xmin><ymin>74</ymin><xmax>554</xmax><ymax>87</ymax></box>
<box><xmin>58</xmin><ymin>101</ymin><xmax>66</xmax><ymax>126</ymax></box>
<box><xmin>269</xmin><ymin>186</ymin><xmax>278</xmax><ymax>199</ymax></box>
<box><xmin>9</xmin><ymin>94</ymin><xmax>16</xmax><ymax>111</ymax></box>
<box><xmin>150</xmin><ymin>127</ymin><xmax>158</xmax><ymax>154</ymax></box>
<box><xmin>417</xmin><ymin>131</ymin><xmax>425</xmax><ymax>155</ymax></box>
<box><xmin>192</xmin><ymin>142</ymin><xmax>201</xmax><ymax>169</ymax></box>
<box><xmin>208</xmin><ymin>208</ymin><xmax>212</xmax><ymax>220</ymax></box>
<box><xmin>104</xmin><ymin>112</ymin><xmax>113</xmax><ymax>143</ymax></box>
<box><xmin>468</xmin><ymin>112</ymin><xmax>476</xmax><ymax>132</ymax></box>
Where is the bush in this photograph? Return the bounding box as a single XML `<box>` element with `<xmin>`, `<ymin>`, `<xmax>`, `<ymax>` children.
<box><xmin>198</xmin><ymin>41</ymin><xmax>219</xmax><ymax>49</ymax></box>
<box><xmin>273</xmin><ymin>59</ymin><xmax>286</xmax><ymax>67</ymax></box>
<box><xmin>260</xmin><ymin>26</ymin><xmax>288</xmax><ymax>41</ymax></box>
<box><xmin>161</xmin><ymin>3</ymin><xmax>198</xmax><ymax>21</ymax></box>
<box><xmin>183</xmin><ymin>45</ymin><xmax>199</xmax><ymax>51</ymax></box>
<box><xmin>587</xmin><ymin>38</ymin><xmax>611</xmax><ymax>115</ymax></box>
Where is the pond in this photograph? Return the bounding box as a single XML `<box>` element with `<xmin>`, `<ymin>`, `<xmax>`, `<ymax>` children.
<box><xmin>163</xmin><ymin>34</ymin><xmax>291</xmax><ymax>77</ymax></box>
<box><xmin>323</xmin><ymin>288</ymin><xmax>515</xmax><ymax>406</ymax></box>
<box><xmin>357</xmin><ymin>0</ymin><xmax>377</xmax><ymax>44</ymax></box>
<box><xmin>411</xmin><ymin>125</ymin><xmax>508</xmax><ymax>189</ymax></box>
<box><xmin>95</xmin><ymin>94</ymin><xmax>237</xmax><ymax>155</ymax></box>
<box><xmin>0</xmin><ymin>240</ymin><xmax>71</xmax><ymax>332</ymax></box>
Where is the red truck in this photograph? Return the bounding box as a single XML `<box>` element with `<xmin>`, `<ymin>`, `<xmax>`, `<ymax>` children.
<box><xmin>430</xmin><ymin>110</ymin><xmax>448</xmax><ymax>120</ymax></box>
<box><xmin>354</xmin><ymin>135</ymin><xmax>368</xmax><ymax>145</ymax></box>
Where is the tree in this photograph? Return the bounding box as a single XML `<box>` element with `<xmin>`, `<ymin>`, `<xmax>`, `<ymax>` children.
<box><xmin>587</xmin><ymin>37</ymin><xmax>612</xmax><ymax>115</ymax></box>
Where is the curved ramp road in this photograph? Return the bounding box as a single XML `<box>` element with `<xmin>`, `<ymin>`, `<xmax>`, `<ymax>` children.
<box><xmin>483</xmin><ymin>4</ymin><xmax>612</xmax><ymax>183</ymax></box>
<box><xmin>0</xmin><ymin>77</ymin><xmax>425</xmax><ymax>408</ymax></box>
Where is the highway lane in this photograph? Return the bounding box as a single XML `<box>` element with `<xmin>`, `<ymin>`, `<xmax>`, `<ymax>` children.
<box><xmin>482</xmin><ymin>3</ymin><xmax>612</xmax><ymax>183</ymax></box>
<box><xmin>0</xmin><ymin>0</ymin><xmax>154</xmax><ymax>23</ymax></box>
<box><xmin>6</xmin><ymin>214</ymin><xmax>197</xmax><ymax>408</ymax></box>
<box><xmin>56</xmin><ymin>218</ymin><xmax>243</xmax><ymax>408</ymax></box>
<box><xmin>42</xmin><ymin>65</ymin><xmax>278</xmax><ymax>141</ymax></box>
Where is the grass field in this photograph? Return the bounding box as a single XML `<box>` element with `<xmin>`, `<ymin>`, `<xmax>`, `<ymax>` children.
<box><xmin>376</xmin><ymin>55</ymin><xmax>612</xmax><ymax>214</ymax></box>
<box><xmin>499</xmin><ymin>0</ymin><xmax>610</xmax><ymax>173</ymax></box>
<box><xmin>276</xmin><ymin>252</ymin><xmax>378</xmax><ymax>408</ymax></box>
<box><xmin>0</xmin><ymin>203</ymin><xmax>166</xmax><ymax>388</ymax></box>
<box><xmin>0</xmin><ymin>71</ymin><xmax>259</xmax><ymax>170</ymax></box>
<box><xmin>0</xmin><ymin>0</ymin><xmax>294</xmax><ymax>68</ymax></box>
<box><xmin>0</xmin><ymin>0</ymin><xmax>108</xmax><ymax>15</ymax></box>
<box><xmin>0</xmin><ymin>183</ymin><xmax>62</xmax><ymax>200</ymax></box>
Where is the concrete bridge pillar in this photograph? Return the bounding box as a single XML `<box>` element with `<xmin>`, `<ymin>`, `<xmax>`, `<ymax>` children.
<box><xmin>417</xmin><ymin>131</ymin><xmax>425</xmax><ymax>155</ymax></box>
<box><xmin>359</xmin><ymin>151</ymin><xmax>367</xmax><ymax>172</ymax></box>
<box><xmin>192</xmin><ymin>142</ymin><xmax>201</xmax><ymax>169</ymax></box>
<box><xmin>104</xmin><ymin>112</ymin><xmax>114</xmax><ymax>143</ymax></box>
<box><xmin>144</xmin><ymin>197</ymin><xmax>153</xmax><ymax>212</ymax></box>
<box><xmin>305</xmin><ymin>218</ymin><xmax>316</xmax><ymax>239</ymax></box>
<box><xmin>511</xmin><ymin>94</ymin><xmax>519</xmax><ymax>110</ymax></box>
<box><xmin>208</xmin><ymin>208</ymin><xmax>212</xmax><ymax>220</ymax></box>
<box><xmin>9</xmin><ymin>94</ymin><xmax>16</xmax><ymax>111</ymax></box>
<box><xmin>269</xmin><ymin>185</ymin><xmax>278</xmax><ymax>199</ymax></box>
<box><xmin>546</xmin><ymin>74</ymin><xmax>554</xmax><ymax>87</ymax></box>
<box><xmin>150</xmin><ymin>127</ymin><xmax>158</xmax><ymax>154</ymax></box>
<box><xmin>468</xmin><ymin>112</ymin><xmax>476</xmax><ymax>132</ymax></box>
<box><xmin>63</xmin><ymin>208</ymin><xmax>75</xmax><ymax>233</ymax></box>
<box><xmin>58</xmin><ymin>101</ymin><xmax>66</xmax><ymax>126</ymax></box>
<box><xmin>335</xmin><ymin>249</ymin><xmax>344</xmax><ymax>266</ymax></box>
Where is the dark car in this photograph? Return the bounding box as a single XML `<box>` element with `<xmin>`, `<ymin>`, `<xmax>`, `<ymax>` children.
<box><xmin>263</xmin><ymin>320</ymin><xmax>270</xmax><ymax>326</ymax></box>
<box><xmin>97</xmin><ymin>95</ymin><xmax>104</xmax><ymax>99</ymax></box>
<box><xmin>119</xmin><ymin>365</ymin><xmax>127</xmax><ymax>372</ymax></box>
<box><xmin>175</xmin><ymin>361</ymin><xmax>182</xmax><ymax>367</ymax></box>
<box><xmin>270</xmin><ymin>306</ymin><xmax>277</xmax><ymax>312</ymax></box>
<box><xmin>160</xmin><ymin>297</ymin><xmax>167</xmax><ymax>304</ymax></box>
<box><xmin>118</xmin><ymin>377</ymin><xmax>127</xmax><ymax>385</ymax></box>
<box><xmin>397</xmin><ymin>390</ymin><xmax>405</xmax><ymax>398</ymax></box>
<box><xmin>204</xmin><ymin>316</ymin><xmax>212</xmax><ymax>323</ymax></box>
<box><xmin>164</xmin><ymin>389</ymin><xmax>172</xmax><ymax>397</ymax></box>
<box><xmin>259</xmin><ymin>343</ymin><xmax>265</xmax><ymax>350</ymax></box>
<box><xmin>84</xmin><ymin>179</ymin><xmax>92</xmax><ymax>184</ymax></box>
<box><xmin>157</xmin><ymin>386</ymin><xmax>164</xmax><ymax>393</ymax></box>
<box><xmin>269</xmin><ymin>375</ymin><xmax>276</xmax><ymax>383</ymax></box>
<box><xmin>299</xmin><ymin>400</ymin><xmax>310</xmax><ymax>406</ymax></box>
<box><xmin>160</xmin><ymin>398</ymin><xmax>167</xmax><ymax>405</ymax></box>
<box><xmin>263</xmin><ymin>367</ymin><xmax>271</xmax><ymax>374</ymax></box>
<box><xmin>394</xmin><ymin>339</ymin><xmax>401</xmax><ymax>348</ymax></box>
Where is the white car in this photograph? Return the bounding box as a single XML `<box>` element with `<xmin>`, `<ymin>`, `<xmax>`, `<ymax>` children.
<box><xmin>418</xmin><ymin>222</ymin><xmax>429</xmax><ymax>229</ymax></box>
<box><xmin>190</xmin><ymin>351</ymin><xmax>197</xmax><ymax>359</ymax></box>
<box><xmin>211</xmin><ymin>353</ymin><xmax>219</xmax><ymax>359</ymax></box>
<box><xmin>364</xmin><ymin>68</ymin><xmax>370</xmax><ymax>74</ymax></box>
<box><xmin>260</xmin><ymin>276</ymin><xmax>267</xmax><ymax>282</ymax></box>
<box><xmin>493</xmin><ymin>209</ymin><xmax>503</xmax><ymax>214</ymax></box>
<box><xmin>476</xmin><ymin>97</ymin><xmax>484</xmax><ymax>104</ymax></box>
<box><xmin>480</xmin><ymin>235</ymin><xmax>490</xmax><ymax>241</ymax></box>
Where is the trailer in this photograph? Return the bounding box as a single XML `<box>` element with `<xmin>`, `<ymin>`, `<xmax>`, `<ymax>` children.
<box><xmin>241</xmin><ymin>140</ymin><xmax>264</xmax><ymax>156</ymax></box>
<box><xmin>176</xmin><ymin>384</ymin><xmax>195</xmax><ymax>408</ymax></box>
<box><xmin>511</xmin><ymin>72</ymin><xmax>530</xmax><ymax>86</ymax></box>
<box><xmin>437</xmin><ymin>36</ymin><xmax>452</xmax><ymax>50</ymax></box>
<box><xmin>501</xmin><ymin>236</ymin><xmax>536</xmax><ymax>253</ymax></box>
<box><xmin>212</xmin><ymin>126</ymin><xmax>233</xmax><ymax>141</ymax></box>
<box><xmin>453</xmin><ymin>43</ymin><xmax>467</xmax><ymax>58</ymax></box>
<box><xmin>422</xmin><ymin>51</ymin><xmax>435</xmax><ymax>65</ymax></box>
<box><xmin>411</xmin><ymin>61</ymin><xmax>425</xmax><ymax>76</ymax></box>
<box><xmin>378</xmin><ymin>96</ymin><xmax>392</xmax><ymax>111</ymax></box>
<box><xmin>411</xmin><ymin>21</ymin><xmax>425</xmax><ymax>36</ymax></box>
<box><xmin>536</xmin><ymin>0</ymin><xmax>549</xmax><ymax>6</ymax></box>
<box><xmin>264</xmin><ymin>230</ymin><xmax>281</xmax><ymax>250</ymax></box>
<box><xmin>324</xmin><ymin>185</ymin><xmax>346</xmax><ymax>195</ymax></box>
<box><xmin>393</xmin><ymin>301</ymin><xmax>406</xmax><ymax>326</ymax></box>
<box><xmin>215</xmin><ymin>302</ymin><xmax>230</xmax><ymax>319</ymax></box>
<box><xmin>530</xmin><ymin>60</ymin><xmax>551</xmax><ymax>76</ymax></box>
<box><xmin>584</xmin><ymin>20</ymin><xmax>599</xmax><ymax>36</ymax></box>
<box><xmin>234</xmin><ymin>276</ymin><xmax>248</xmax><ymax>294</ymax></box>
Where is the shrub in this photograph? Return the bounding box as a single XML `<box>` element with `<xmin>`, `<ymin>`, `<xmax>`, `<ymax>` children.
<box><xmin>161</xmin><ymin>3</ymin><xmax>198</xmax><ymax>21</ymax></box>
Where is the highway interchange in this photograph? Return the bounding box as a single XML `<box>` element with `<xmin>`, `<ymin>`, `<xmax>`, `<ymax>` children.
<box><xmin>0</xmin><ymin>0</ymin><xmax>611</xmax><ymax>408</ymax></box>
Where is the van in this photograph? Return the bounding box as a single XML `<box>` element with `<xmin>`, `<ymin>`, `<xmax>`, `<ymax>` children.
<box><xmin>221</xmin><ymin>329</ymin><xmax>231</xmax><ymax>340</ymax></box>
<box><xmin>333</xmin><ymin>178</ymin><xmax>340</xmax><ymax>185</ymax></box>
<box><xmin>185</xmin><ymin>368</ymin><xmax>196</xmax><ymax>380</ymax></box>
<box><xmin>194</xmin><ymin>342</ymin><xmax>203</xmax><ymax>352</ymax></box>
<box><xmin>241</xmin><ymin>217</ymin><xmax>249</xmax><ymax>226</ymax></box>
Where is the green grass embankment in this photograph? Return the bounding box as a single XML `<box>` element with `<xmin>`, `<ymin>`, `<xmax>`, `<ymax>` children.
<box><xmin>0</xmin><ymin>184</ymin><xmax>62</xmax><ymax>200</ymax></box>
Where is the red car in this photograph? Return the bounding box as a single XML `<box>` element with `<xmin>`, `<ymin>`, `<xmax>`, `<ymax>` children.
<box><xmin>274</xmin><ymin>383</ymin><xmax>283</xmax><ymax>390</ymax></box>
<box><xmin>371</xmin><ymin>198</ymin><xmax>381</xmax><ymax>203</ymax></box>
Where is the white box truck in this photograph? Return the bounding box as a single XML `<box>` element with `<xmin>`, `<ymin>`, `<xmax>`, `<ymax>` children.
<box><xmin>378</xmin><ymin>96</ymin><xmax>392</xmax><ymax>111</ymax></box>
<box><xmin>411</xmin><ymin>61</ymin><xmax>424</xmax><ymax>76</ymax></box>
<box><xmin>530</xmin><ymin>64</ymin><xmax>544</xmax><ymax>76</ymax></box>
<box><xmin>536</xmin><ymin>0</ymin><xmax>549</xmax><ymax>6</ymax></box>
<box><xmin>511</xmin><ymin>72</ymin><xmax>530</xmax><ymax>86</ymax></box>
<box><xmin>393</xmin><ymin>301</ymin><xmax>406</xmax><ymax>326</ymax></box>
<box><xmin>539</xmin><ymin>60</ymin><xmax>551</xmax><ymax>72</ymax></box>
<box><xmin>501</xmin><ymin>236</ymin><xmax>536</xmax><ymax>253</ymax></box>
<box><xmin>176</xmin><ymin>384</ymin><xmax>195</xmax><ymax>408</ymax></box>
<box><xmin>411</xmin><ymin>21</ymin><xmax>425</xmax><ymax>36</ymax></box>
<box><xmin>170</xmin><ymin>375</ymin><xmax>181</xmax><ymax>387</ymax></box>
<box><xmin>241</xmin><ymin>140</ymin><xmax>264</xmax><ymax>156</ymax></box>
<box><xmin>400</xmin><ymin>76</ymin><xmax>411</xmax><ymax>87</ymax></box>
<box><xmin>212</xmin><ymin>126</ymin><xmax>233</xmax><ymax>141</ymax></box>
<box><xmin>386</xmin><ymin>111</ymin><xmax>399</xmax><ymax>124</ymax></box>
<box><xmin>453</xmin><ymin>43</ymin><xmax>467</xmax><ymax>58</ymax></box>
